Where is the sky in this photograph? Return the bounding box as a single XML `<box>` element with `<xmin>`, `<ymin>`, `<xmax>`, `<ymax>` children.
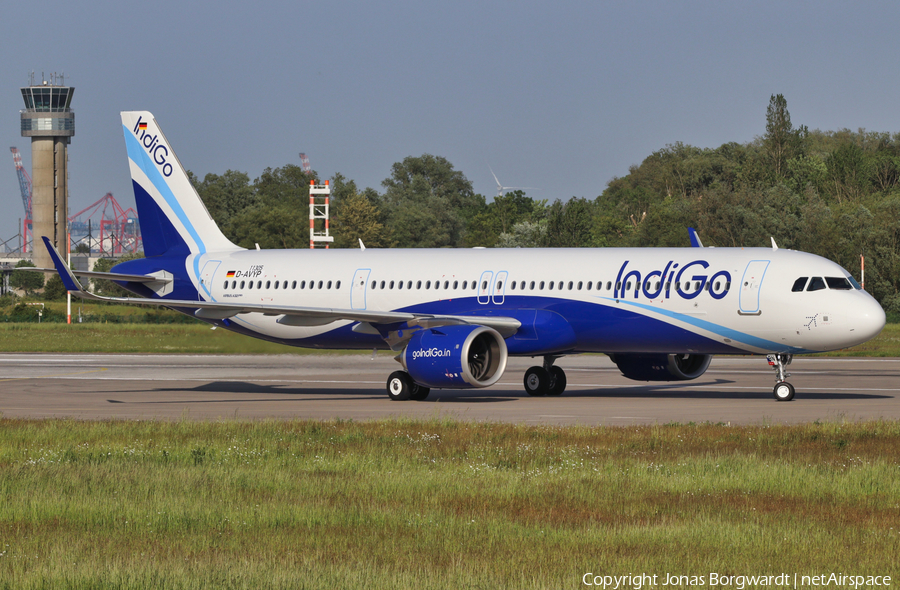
<box><xmin>2</xmin><ymin>0</ymin><xmax>900</xmax><ymax>248</ymax></box>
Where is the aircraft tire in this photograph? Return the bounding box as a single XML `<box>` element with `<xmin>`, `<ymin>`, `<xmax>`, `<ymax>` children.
<box><xmin>547</xmin><ymin>366</ymin><xmax>567</xmax><ymax>396</ymax></box>
<box><xmin>773</xmin><ymin>382</ymin><xmax>795</xmax><ymax>402</ymax></box>
<box><xmin>524</xmin><ymin>366</ymin><xmax>550</xmax><ymax>396</ymax></box>
<box><xmin>387</xmin><ymin>371</ymin><xmax>414</xmax><ymax>401</ymax></box>
<box><xmin>409</xmin><ymin>384</ymin><xmax>431</xmax><ymax>401</ymax></box>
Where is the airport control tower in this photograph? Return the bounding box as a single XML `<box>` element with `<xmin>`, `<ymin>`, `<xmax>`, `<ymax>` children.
<box><xmin>20</xmin><ymin>72</ymin><xmax>74</xmax><ymax>270</ymax></box>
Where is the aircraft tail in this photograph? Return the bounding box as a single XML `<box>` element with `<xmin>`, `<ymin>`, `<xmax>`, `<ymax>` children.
<box><xmin>121</xmin><ymin>111</ymin><xmax>241</xmax><ymax>258</ymax></box>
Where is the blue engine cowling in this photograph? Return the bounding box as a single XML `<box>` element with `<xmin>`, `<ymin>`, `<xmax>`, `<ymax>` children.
<box><xmin>610</xmin><ymin>353</ymin><xmax>712</xmax><ymax>381</ymax></box>
<box><xmin>400</xmin><ymin>325</ymin><xmax>508</xmax><ymax>389</ymax></box>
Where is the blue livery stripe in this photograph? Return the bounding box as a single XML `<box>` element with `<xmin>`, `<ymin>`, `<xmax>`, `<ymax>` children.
<box><xmin>608</xmin><ymin>297</ymin><xmax>808</xmax><ymax>354</ymax></box>
<box><xmin>123</xmin><ymin>125</ymin><xmax>206</xmax><ymax>284</ymax></box>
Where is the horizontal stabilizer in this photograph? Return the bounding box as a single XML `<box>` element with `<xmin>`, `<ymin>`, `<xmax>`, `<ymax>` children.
<box><xmin>16</xmin><ymin>266</ymin><xmax>172</xmax><ymax>285</ymax></box>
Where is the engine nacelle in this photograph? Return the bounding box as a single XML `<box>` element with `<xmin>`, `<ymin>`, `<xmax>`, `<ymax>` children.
<box><xmin>401</xmin><ymin>325</ymin><xmax>508</xmax><ymax>389</ymax></box>
<box><xmin>610</xmin><ymin>353</ymin><xmax>712</xmax><ymax>381</ymax></box>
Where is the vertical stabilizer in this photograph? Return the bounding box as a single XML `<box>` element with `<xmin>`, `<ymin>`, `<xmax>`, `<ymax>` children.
<box><xmin>121</xmin><ymin>111</ymin><xmax>241</xmax><ymax>257</ymax></box>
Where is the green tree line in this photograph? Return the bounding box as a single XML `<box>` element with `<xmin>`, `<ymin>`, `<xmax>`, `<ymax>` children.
<box><xmin>183</xmin><ymin>94</ymin><xmax>900</xmax><ymax>312</ymax></box>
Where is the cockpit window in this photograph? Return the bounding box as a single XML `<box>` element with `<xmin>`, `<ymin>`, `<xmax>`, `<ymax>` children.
<box><xmin>792</xmin><ymin>277</ymin><xmax>808</xmax><ymax>292</ymax></box>
<box><xmin>847</xmin><ymin>275</ymin><xmax>862</xmax><ymax>290</ymax></box>
<box><xmin>807</xmin><ymin>277</ymin><xmax>826</xmax><ymax>292</ymax></box>
<box><xmin>825</xmin><ymin>277</ymin><xmax>853</xmax><ymax>290</ymax></box>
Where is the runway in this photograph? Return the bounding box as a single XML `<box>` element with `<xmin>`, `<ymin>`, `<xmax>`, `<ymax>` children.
<box><xmin>1</xmin><ymin>353</ymin><xmax>899</xmax><ymax>425</ymax></box>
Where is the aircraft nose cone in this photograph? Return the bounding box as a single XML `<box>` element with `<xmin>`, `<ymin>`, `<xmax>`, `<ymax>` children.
<box><xmin>855</xmin><ymin>294</ymin><xmax>886</xmax><ymax>344</ymax></box>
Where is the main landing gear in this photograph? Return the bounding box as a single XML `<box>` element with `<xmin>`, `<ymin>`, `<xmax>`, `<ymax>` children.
<box><xmin>385</xmin><ymin>357</ymin><xmax>570</xmax><ymax>400</ymax></box>
<box><xmin>386</xmin><ymin>371</ymin><xmax>430</xmax><ymax>401</ymax></box>
<box><xmin>767</xmin><ymin>354</ymin><xmax>795</xmax><ymax>401</ymax></box>
<box><xmin>523</xmin><ymin>356</ymin><xmax>567</xmax><ymax>397</ymax></box>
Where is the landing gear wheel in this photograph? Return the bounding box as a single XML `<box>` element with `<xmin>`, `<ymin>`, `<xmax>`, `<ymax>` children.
<box><xmin>547</xmin><ymin>366</ymin><xmax>567</xmax><ymax>396</ymax></box>
<box><xmin>387</xmin><ymin>371</ymin><xmax>415</xmax><ymax>401</ymax></box>
<box><xmin>409</xmin><ymin>383</ymin><xmax>431</xmax><ymax>401</ymax></box>
<box><xmin>524</xmin><ymin>366</ymin><xmax>550</xmax><ymax>396</ymax></box>
<box><xmin>773</xmin><ymin>382</ymin><xmax>795</xmax><ymax>402</ymax></box>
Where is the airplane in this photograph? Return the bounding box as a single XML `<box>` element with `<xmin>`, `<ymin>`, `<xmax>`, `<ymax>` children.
<box><xmin>43</xmin><ymin>111</ymin><xmax>886</xmax><ymax>403</ymax></box>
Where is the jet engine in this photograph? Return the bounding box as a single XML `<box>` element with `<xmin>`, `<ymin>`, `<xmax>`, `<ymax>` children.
<box><xmin>400</xmin><ymin>325</ymin><xmax>508</xmax><ymax>389</ymax></box>
<box><xmin>610</xmin><ymin>353</ymin><xmax>712</xmax><ymax>381</ymax></box>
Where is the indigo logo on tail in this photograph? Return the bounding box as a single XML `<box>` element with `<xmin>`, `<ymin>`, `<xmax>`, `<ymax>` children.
<box><xmin>132</xmin><ymin>116</ymin><xmax>173</xmax><ymax>177</ymax></box>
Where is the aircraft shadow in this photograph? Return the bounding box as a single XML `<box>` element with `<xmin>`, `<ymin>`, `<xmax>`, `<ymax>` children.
<box><xmin>102</xmin><ymin>379</ymin><xmax>891</xmax><ymax>404</ymax></box>
<box><xmin>562</xmin><ymin>379</ymin><xmax>892</xmax><ymax>400</ymax></box>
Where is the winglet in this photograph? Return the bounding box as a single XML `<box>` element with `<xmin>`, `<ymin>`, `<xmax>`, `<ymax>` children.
<box><xmin>688</xmin><ymin>227</ymin><xmax>704</xmax><ymax>248</ymax></box>
<box><xmin>41</xmin><ymin>236</ymin><xmax>85</xmax><ymax>293</ymax></box>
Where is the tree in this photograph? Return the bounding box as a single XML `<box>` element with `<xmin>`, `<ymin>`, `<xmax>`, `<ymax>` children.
<box><xmin>826</xmin><ymin>142</ymin><xmax>870</xmax><ymax>204</ymax></box>
<box><xmin>332</xmin><ymin>188</ymin><xmax>391</xmax><ymax>248</ymax></box>
<box><xmin>497</xmin><ymin>220</ymin><xmax>548</xmax><ymax>248</ymax></box>
<box><xmin>43</xmin><ymin>275</ymin><xmax>68</xmax><ymax>301</ymax></box>
<box><xmin>463</xmin><ymin>190</ymin><xmax>538</xmax><ymax>247</ymax></box>
<box><xmin>192</xmin><ymin>169</ymin><xmax>255</xmax><ymax>231</ymax></box>
<box><xmin>764</xmin><ymin>94</ymin><xmax>807</xmax><ymax>180</ymax></box>
<box><xmin>9</xmin><ymin>260</ymin><xmax>43</xmax><ymax>295</ymax></box>
<box><xmin>545</xmin><ymin>198</ymin><xmax>595</xmax><ymax>247</ymax></box>
<box><xmin>223</xmin><ymin>164</ymin><xmax>316</xmax><ymax>249</ymax></box>
<box><xmin>381</xmin><ymin>154</ymin><xmax>481</xmax><ymax>247</ymax></box>
<box><xmin>91</xmin><ymin>253</ymin><xmax>145</xmax><ymax>297</ymax></box>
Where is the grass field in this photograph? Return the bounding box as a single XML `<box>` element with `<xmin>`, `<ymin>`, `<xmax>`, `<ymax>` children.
<box><xmin>1</xmin><ymin>321</ymin><xmax>899</xmax><ymax>356</ymax></box>
<box><xmin>0</xmin><ymin>323</ymin><xmax>311</xmax><ymax>354</ymax></box>
<box><xmin>0</xmin><ymin>419</ymin><xmax>897</xmax><ymax>588</ymax></box>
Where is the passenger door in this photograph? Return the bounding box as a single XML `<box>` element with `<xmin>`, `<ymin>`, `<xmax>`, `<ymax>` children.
<box><xmin>351</xmin><ymin>269</ymin><xmax>371</xmax><ymax>310</ymax></box>
<box><xmin>739</xmin><ymin>260</ymin><xmax>769</xmax><ymax>315</ymax></box>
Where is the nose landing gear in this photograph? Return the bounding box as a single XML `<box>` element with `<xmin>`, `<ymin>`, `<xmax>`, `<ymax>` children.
<box><xmin>767</xmin><ymin>354</ymin><xmax>795</xmax><ymax>401</ymax></box>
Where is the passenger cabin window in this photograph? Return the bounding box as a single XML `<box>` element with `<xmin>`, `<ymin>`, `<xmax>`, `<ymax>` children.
<box><xmin>807</xmin><ymin>277</ymin><xmax>826</xmax><ymax>292</ymax></box>
<box><xmin>792</xmin><ymin>277</ymin><xmax>808</xmax><ymax>292</ymax></box>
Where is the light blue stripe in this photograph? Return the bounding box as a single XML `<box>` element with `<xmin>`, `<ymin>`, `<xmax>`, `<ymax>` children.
<box><xmin>123</xmin><ymin>125</ymin><xmax>206</xmax><ymax>286</ymax></box>
<box><xmin>603</xmin><ymin>297</ymin><xmax>808</xmax><ymax>354</ymax></box>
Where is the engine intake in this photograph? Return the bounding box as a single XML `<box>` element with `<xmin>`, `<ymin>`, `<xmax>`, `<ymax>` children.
<box><xmin>401</xmin><ymin>325</ymin><xmax>508</xmax><ymax>389</ymax></box>
<box><xmin>611</xmin><ymin>353</ymin><xmax>712</xmax><ymax>381</ymax></box>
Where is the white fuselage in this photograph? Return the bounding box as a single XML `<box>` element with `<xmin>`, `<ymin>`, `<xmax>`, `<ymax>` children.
<box><xmin>185</xmin><ymin>246</ymin><xmax>885</xmax><ymax>355</ymax></box>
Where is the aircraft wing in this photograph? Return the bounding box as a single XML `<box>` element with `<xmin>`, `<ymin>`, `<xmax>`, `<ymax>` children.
<box><xmin>41</xmin><ymin>237</ymin><xmax>521</xmax><ymax>339</ymax></box>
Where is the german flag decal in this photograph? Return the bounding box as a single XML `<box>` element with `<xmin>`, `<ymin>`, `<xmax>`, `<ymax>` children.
<box><xmin>138</xmin><ymin>122</ymin><xmax>148</xmax><ymax>130</ymax></box>
<box><xmin>226</xmin><ymin>270</ymin><xmax>236</xmax><ymax>278</ymax></box>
